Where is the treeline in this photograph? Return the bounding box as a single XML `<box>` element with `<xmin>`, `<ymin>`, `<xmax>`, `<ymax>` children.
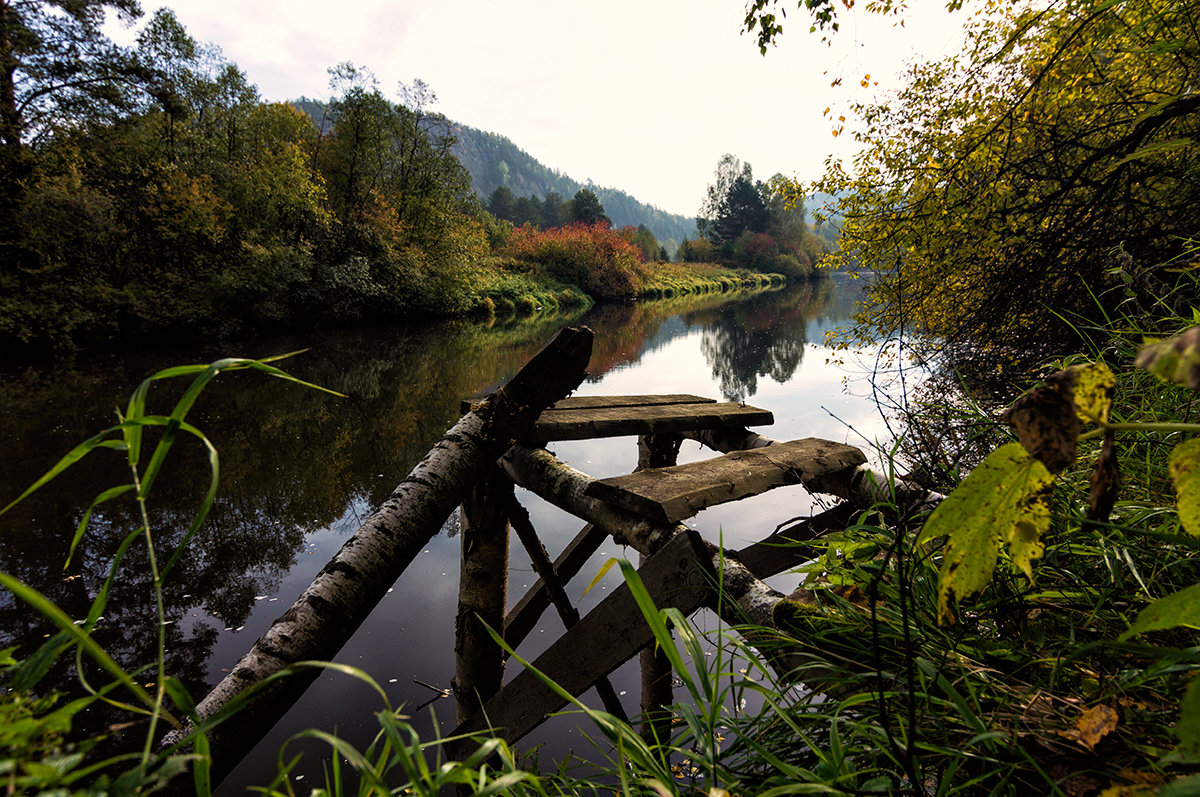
<box><xmin>1</xmin><ymin>6</ymin><xmax>498</xmax><ymax>354</ymax></box>
<box><xmin>677</xmin><ymin>154</ymin><xmax>832</xmax><ymax>280</ymax></box>
<box><xmin>0</xmin><ymin>3</ymin><xmax>820</xmax><ymax>358</ymax></box>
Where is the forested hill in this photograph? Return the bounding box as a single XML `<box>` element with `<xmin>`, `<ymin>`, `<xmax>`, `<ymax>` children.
<box><xmin>291</xmin><ymin>99</ymin><xmax>697</xmax><ymax>245</ymax></box>
<box><xmin>449</xmin><ymin>124</ymin><xmax>699</xmax><ymax>245</ymax></box>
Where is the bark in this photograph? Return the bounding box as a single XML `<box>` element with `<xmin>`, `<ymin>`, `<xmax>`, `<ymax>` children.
<box><xmin>636</xmin><ymin>433</ymin><xmax>680</xmax><ymax>742</ymax></box>
<box><xmin>453</xmin><ymin>469</ymin><xmax>511</xmax><ymax>725</ymax></box>
<box><xmin>163</xmin><ymin>326</ymin><xmax>593</xmax><ymax>780</ymax></box>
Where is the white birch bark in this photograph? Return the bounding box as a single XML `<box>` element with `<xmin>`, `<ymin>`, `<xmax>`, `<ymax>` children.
<box><xmin>165</xmin><ymin>327</ymin><xmax>593</xmax><ymax>774</ymax></box>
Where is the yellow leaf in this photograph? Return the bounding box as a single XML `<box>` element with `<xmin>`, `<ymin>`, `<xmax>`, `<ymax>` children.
<box><xmin>1075</xmin><ymin>704</ymin><xmax>1118</xmax><ymax>751</ymax></box>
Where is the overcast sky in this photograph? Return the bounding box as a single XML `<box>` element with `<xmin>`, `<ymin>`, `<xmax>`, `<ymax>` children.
<box><xmin>110</xmin><ymin>1</ymin><xmax>969</xmax><ymax>217</ymax></box>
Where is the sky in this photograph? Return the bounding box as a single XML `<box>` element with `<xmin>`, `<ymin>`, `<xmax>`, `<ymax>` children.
<box><xmin>107</xmin><ymin>0</ymin><xmax>970</xmax><ymax>218</ymax></box>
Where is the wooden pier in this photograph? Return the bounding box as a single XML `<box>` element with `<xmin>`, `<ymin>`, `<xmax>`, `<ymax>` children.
<box><xmin>178</xmin><ymin>327</ymin><xmax>937</xmax><ymax>782</ymax></box>
<box><xmin>449</xmin><ymin>389</ymin><xmax>864</xmax><ymax>746</ymax></box>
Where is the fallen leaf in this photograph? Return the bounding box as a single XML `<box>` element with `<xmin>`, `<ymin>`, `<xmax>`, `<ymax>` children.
<box><xmin>1062</xmin><ymin>704</ymin><xmax>1118</xmax><ymax>751</ymax></box>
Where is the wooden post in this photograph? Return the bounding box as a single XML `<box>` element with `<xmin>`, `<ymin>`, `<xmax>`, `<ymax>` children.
<box><xmin>636</xmin><ymin>433</ymin><xmax>682</xmax><ymax>744</ymax></box>
<box><xmin>453</xmin><ymin>468</ymin><xmax>512</xmax><ymax>724</ymax></box>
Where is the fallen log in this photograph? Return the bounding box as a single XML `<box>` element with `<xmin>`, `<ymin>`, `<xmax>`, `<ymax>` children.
<box><xmin>163</xmin><ymin>326</ymin><xmax>593</xmax><ymax>781</ymax></box>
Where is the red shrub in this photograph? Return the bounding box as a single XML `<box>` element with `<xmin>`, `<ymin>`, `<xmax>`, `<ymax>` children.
<box><xmin>503</xmin><ymin>222</ymin><xmax>643</xmax><ymax>300</ymax></box>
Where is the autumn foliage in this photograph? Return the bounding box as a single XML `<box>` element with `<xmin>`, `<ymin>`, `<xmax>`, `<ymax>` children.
<box><xmin>502</xmin><ymin>222</ymin><xmax>644</xmax><ymax>300</ymax></box>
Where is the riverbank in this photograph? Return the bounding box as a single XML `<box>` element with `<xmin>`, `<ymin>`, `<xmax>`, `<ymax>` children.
<box><xmin>474</xmin><ymin>256</ymin><xmax>787</xmax><ymax>321</ymax></box>
<box><xmin>1</xmin><ymin>249</ymin><xmax>798</xmax><ymax>364</ymax></box>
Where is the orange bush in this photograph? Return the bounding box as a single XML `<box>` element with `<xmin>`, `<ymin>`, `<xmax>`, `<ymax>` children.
<box><xmin>503</xmin><ymin>222</ymin><xmax>643</xmax><ymax>300</ymax></box>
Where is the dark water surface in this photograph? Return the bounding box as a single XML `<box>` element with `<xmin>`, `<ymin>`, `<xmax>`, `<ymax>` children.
<box><xmin>0</xmin><ymin>276</ymin><xmax>897</xmax><ymax>791</ymax></box>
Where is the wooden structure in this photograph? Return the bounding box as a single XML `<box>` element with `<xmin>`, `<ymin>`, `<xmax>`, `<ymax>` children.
<box><xmin>450</xmin><ymin>392</ymin><xmax>866</xmax><ymax>747</ymax></box>
<box><xmin>180</xmin><ymin>328</ymin><xmax>929</xmax><ymax>784</ymax></box>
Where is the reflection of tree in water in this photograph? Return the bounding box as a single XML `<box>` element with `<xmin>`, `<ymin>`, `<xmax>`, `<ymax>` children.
<box><xmin>697</xmin><ymin>282</ymin><xmax>833</xmax><ymax>401</ymax></box>
<box><xmin>0</xmin><ymin>316</ymin><xmax>577</xmax><ymax>709</ymax></box>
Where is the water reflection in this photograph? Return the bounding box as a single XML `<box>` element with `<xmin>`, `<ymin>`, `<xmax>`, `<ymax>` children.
<box><xmin>697</xmin><ymin>280</ymin><xmax>833</xmax><ymax>401</ymax></box>
<box><xmin>0</xmin><ymin>278</ymin><xmax>850</xmax><ymax>785</ymax></box>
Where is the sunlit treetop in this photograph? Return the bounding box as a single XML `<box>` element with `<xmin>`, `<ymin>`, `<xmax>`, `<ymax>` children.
<box><xmin>754</xmin><ymin>0</ymin><xmax>1200</xmax><ymax>347</ymax></box>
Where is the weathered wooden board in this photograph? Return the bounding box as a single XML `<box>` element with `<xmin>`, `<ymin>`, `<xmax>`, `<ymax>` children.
<box><xmin>453</xmin><ymin>529</ymin><xmax>715</xmax><ymax>745</ymax></box>
<box><xmin>461</xmin><ymin>393</ymin><xmax>714</xmax><ymax>414</ymax></box>
<box><xmin>550</xmin><ymin>394</ymin><xmax>715</xmax><ymax>410</ymax></box>
<box><xmin>528</xmin><ymin>402</ymin><xmax>773</xmax><ymax>443</ymax></box>
<box><xmin>587</xmin><ymin>438</ymin><xmax>867</xmax><ymax>523</ymax></box>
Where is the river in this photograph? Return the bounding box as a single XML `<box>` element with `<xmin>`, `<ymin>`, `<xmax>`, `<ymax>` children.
<box><xmin>0</xmin><ymin>274</ymin><xmax>906</xmax><ymax>791</ymax></box>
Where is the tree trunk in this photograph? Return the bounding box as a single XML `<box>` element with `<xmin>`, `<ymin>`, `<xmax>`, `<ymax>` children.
<box><xmin>163</xmin><ymin>326</ymin><xmax>593</xmax><ymax>781</ymax></box>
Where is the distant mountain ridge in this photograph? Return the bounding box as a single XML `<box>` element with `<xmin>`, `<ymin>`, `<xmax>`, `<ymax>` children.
<box><xmin>290</xmin><ymin>99</ymin><xmax>697</xmax><ymax>247</ymax></box>
<box><xmin>449</xmin><ymin>124</ymin><xmax>698</xmax><ymax>246</ymax></box>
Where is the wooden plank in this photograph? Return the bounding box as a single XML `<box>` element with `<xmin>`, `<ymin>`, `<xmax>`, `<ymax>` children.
<box><xmin>502</xmin><ymin>523</ymin><xmax>609</xmax><ymax>650</ymax></box>
<box><xmin>549</xmin><ymin>394</ymin><xmax>715</xmax><ymax>410</ymax></box>
<box><xmin>586</xmin><ymin>438</ymin><xmax>867</xmax><ymax>523</ymax></box>
<box><xmin>454</xmin><ymin>530</ymin><xmax>715</xmax><ymax>745</ymax></box>
<box><xmin>529</xmin><ymin>402</ymin><xmax>773</xmax><ymax>443</ymax></box>
<box><xmin>462</xmin><ymin>393</ymin><xmax>715</xmax><ymax>414</ymax></box>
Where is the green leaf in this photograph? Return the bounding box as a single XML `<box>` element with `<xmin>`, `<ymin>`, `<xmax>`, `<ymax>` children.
<box><xmin>0</xmin><ymin>574</ymin><xmax>168</xmax><ymax>721</ymax></box>
<box><xmin>66</xmin><ymin>484</ymin><xmax>135</xmax><ymax>570</ymax></box>
<box><xmin>1120</xmin><ymin>582</ymin><xmax>1200</xmax><ymax>640</ymax></box>
<box><xmin>1178</xmin><ymin>676</ymin><xmax>1200</xmax><ymax>760</ymax></box>
<box><xmin>1170</xmin><ymin>438</ymin><xmax>1200</xmax><ymax>537</ymax></box>
<box><xmin>1135</xmin><ymin>327</ymin><xmax>1200</xmax><ymax>390</ymax></box>
<box><xmin>917</xmin><ymin>443</ymin><xmax>1054</xmax><ymax>622</ymax></box>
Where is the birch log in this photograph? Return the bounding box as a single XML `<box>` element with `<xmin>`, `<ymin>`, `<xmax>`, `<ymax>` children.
<box><xmin>164</xmin><ymin>326</ymin><xmax>593</xmax><ymax>778</ymax></box>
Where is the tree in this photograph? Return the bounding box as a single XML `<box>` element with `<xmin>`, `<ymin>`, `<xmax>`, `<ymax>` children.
<box><xmin>540</xmin><ymin>189</ymin><xmax>566</xmax><ymax>228</ymax></box>
<box><xmin>567</xmin><ymin>187</ymin><xmax>608</xmax><ymax>226</ymax></box>
<box><xmin>794</xmin><ymin>1</ymin><xmax>1200</xmax><ymax>345</ymax></box>
<box><xmin>629</xmin><ymin>224</ymin><xmax>660</xmax><ymax>262</ymax></box>
<box><xmin>1</xmin><ymin>0</ymin><xmax>144</xmax><ymax>246</ymax></box>
<box><xmin>509</xmin><ymin>194</ymin><xmax>541</xmax><ymax>227</ymax></box>
<box><xmin>698</xmin><ymin>154</ymin><xmax>769</xmax><ymax>246</ymax></box>
<box><xmin>486</xmin><ymin>185</ymin><xmax>514</xmax><ymax>220</ymax></box>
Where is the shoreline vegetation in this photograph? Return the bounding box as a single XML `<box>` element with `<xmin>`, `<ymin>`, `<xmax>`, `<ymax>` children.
<box><xmin>0</xmin><ymin>7</ymin><xmax>830</xmax><ymax>364</ymax></box>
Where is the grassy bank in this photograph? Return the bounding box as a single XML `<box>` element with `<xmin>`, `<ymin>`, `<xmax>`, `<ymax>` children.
<box><xmin>472</xmin><ymin>252</ymin><xmax>789</xmax><ymax>323</ymax></box>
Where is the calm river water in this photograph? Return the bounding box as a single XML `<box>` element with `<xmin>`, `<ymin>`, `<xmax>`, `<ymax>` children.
<box><xmin>0</xmin><ymin>275</ymin><xmax>906</xmax><ymax>790</ymax></box>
